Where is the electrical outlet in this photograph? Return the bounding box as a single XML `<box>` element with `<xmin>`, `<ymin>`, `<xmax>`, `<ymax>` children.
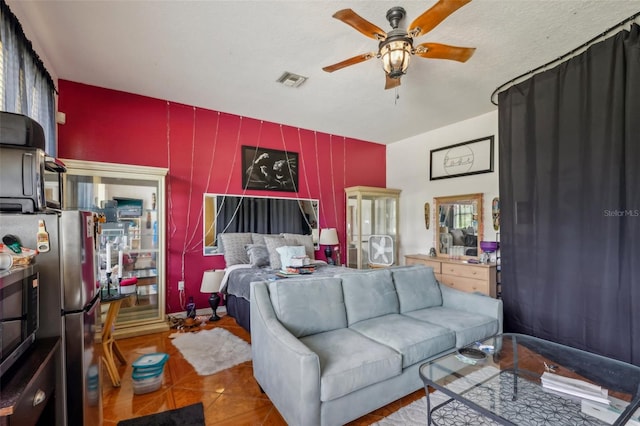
<box><xmin>178</xmin><ymin>280</ymin><xmax>185</xmax><ymax>291</ymax></box>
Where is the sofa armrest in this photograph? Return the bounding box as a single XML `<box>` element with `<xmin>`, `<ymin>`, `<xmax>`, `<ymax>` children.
<box><xmin>250</xmin><ymin>281</ymin><xmax>321</xmax><ymax>425</ymax></box>
<box><xmin>439</xmin><ymin>284</ymin><xmax>503</xmax><ymax>334</ymax></box>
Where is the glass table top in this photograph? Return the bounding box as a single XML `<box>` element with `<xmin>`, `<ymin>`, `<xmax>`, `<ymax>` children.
<box><xmin>419</xmin><ymin>334</ymin><xmax>640</xmax><ymax>425</ymax></box>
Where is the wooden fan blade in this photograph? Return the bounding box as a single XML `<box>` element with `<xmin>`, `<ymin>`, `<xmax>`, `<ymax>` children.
<box><xmin>409</xmin><ymin>0</ymin><xmax>471</xmax><ymax>38</ymax></box>
<box><xmin>385</xmin><ymin>75</ymin><xmax>401</xmax><ymax>90</ymax></box>
<box><xmin>322</xmin><ymin>52</ymin><xmax>376</xmax><ymax>73</ymax></box>
<box><xmin>333</xmin><ymin>9</ymin><xmax>386</xmax><ymax>40</ymax></box>
<box><xmin>414</xmin><ymin>42</ymin><xmax>476</xmax><ymax>62</ymax></box>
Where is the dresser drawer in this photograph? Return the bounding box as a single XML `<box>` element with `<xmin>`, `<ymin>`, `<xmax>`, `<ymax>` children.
<box><xmin>9</xmin><ymin>352</ymin><xmax>55</xmax><ymax>426</ymax></box>
<box><xmin>0</xmin><ymin>339</ymin><xmax>59</xmax><ymax>426</ymax></box>
<box><xmin>441</xmin><ymin>263</ymin><xmax>489</xmax><ymax>280</ymax></box>
<box><xmin>404</xmin><ymin>256</ymin><xmax>442</xmax><ymax>273</ymax></box>
<box><xmin>405</xmin><ymin>255</ymin><xmax>497</xmax><ymax>298</ymax></box>
<box><xmin>439</xmin><ymin>275</ymin><xmax>489</xmax><ymax>294</ymax></box>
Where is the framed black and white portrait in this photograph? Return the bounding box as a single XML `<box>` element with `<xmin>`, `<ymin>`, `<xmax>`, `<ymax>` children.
<box><xmin>242</xmin><ymin>146</ymin><xmax>299</xmax><ymax>192</ymax></box>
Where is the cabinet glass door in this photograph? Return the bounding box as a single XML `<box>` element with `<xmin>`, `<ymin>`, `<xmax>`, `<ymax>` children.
<box><xmin>346</xmin><ymin>186</ymin><xmax>400</xmax><ymax>269</ymax></box>
<box><xmin>62</xmin><ymin>159</ymin><xmax>168</xmax><ymax>338</ymax></box>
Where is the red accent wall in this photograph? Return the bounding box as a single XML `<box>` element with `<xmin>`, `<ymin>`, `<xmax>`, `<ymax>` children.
<box><xmin>58</xmin><ymin>80</ymin><xmax>386</xmax><ymax>314</ymax></box>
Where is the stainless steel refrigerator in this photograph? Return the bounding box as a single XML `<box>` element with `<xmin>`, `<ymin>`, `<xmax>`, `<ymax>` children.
<box><xmin>0</xmin><ymin>210</ymin><xmax>102</xmax><ymax>425</ymax></box>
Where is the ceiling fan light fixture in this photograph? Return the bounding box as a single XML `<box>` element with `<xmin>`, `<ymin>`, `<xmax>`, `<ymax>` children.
<box><xmin>323</xmin><ymin>2</ymin><xmax>474</xmax><ymax>88</ymax></box>
<box><xmin>380</xmin><ymin>39</ymin><xmax>412</xmax><ymax>79</ymax></box>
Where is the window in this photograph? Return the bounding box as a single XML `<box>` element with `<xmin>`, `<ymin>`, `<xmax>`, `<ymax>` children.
<box><xmin>1</xmin><ymin>1</ymin><xmax>56</xmax><ymax>155</ymax></box>
<box><xmin>453</xmin><ymin>204</ymin><xmax>475</xmax><ymax>229</ymax></box>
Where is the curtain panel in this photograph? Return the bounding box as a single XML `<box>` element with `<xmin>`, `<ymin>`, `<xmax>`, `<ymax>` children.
<box><xmin>498</xmin><ymin>24</ymin><xmax>640</xmax><ymax>365</ymax></box>
<box><xmin>0</xmin><ymin>0</ymin><xmax>56</xmax><ymax>155</ymax></box>
<box><xmin>217</xmin><ymin>197</ymin><xmax>306</xmax><ymax>237</ymax></box>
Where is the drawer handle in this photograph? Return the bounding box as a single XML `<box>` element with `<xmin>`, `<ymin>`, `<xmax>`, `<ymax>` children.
<box><xmin>33</xmin><ymin>389</ymin><xmax>46</xmax><ymax>406</ymax></box>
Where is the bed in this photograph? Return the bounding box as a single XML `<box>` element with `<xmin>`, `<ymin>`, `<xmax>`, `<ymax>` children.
<box><xmin>216</xmin><ymin>232</ymin><xmax>347</xmax><ymax>333</ymax></box>
<box><xmin>221</xmin><ymin>262</ymin><xmax>345</xmax><ymax>332</ymax></box>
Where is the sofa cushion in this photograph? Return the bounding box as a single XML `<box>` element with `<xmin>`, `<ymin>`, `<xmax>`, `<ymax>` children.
<box><xmin>268</xmin><ymin>277</ymin><xmax>347</xmax><ymax>338</ymax></box>
<box><xmin>339</xmin><ymin>269</ymin><xmax>399</xmax><ymax>326</ymax></box>
<box><xmin>404</xmin><ymin>306</ymin><xmax>499</xmax><ymax>347</ymax></box>
<box><xmin>392</xmin><ymin>266</ymin><xmax>443</xmax><ymax>312</ymax></box>
<box><xmin>350</xmin><ymin>313</ymin><xmax>455</xmax><ymax>368</ymax></box>
<box><xmin>300</xmin><ymin>328</ymin><xmax>402</xmax><ymax>402</ymax></box>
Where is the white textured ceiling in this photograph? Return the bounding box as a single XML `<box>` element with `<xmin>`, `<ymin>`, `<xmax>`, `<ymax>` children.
<box><xmin>8</xmin><ymin>0</ymin><xmax>640</xmax><ymax>144</ymax></box>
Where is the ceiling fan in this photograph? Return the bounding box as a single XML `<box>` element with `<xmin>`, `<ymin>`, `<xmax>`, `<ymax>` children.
<box><xmin>322</xmin><ymin>0</ymin><xmax>476</xmax><ymax>90</ymax></box>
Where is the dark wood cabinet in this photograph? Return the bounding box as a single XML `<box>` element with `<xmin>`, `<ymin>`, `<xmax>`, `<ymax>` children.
<box><xmin>0</xmin><ymin>338</ymin><xmax>60</xmax><ymax>426</ymax></box>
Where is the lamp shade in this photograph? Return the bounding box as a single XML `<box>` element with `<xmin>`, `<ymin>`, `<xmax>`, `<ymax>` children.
<box><xmin>380</xmin><ymin>39</ymin><xmax>411</xmax><ymax>78</ymax></box>
<box><xmin>319</xmin><ymin>228</ymin><xmax>339</xmax><ymax>246</ymax></box>
<box><xmin>200</xmin><ymin>270</ymin><xmax>225</xmax><ymax>293</ymax></box>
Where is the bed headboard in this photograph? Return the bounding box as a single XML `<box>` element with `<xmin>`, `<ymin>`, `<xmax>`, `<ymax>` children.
<box><xmin>203</xmin><ymin>193</ymin><xmax>319</xmax><ymax>255</ymax></box>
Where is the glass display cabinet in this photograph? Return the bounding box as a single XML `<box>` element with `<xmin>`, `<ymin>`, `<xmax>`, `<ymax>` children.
<box><xmin>62</xmin><ymin>159</ymin><xmax>168</xmax><ymax>338</ymax></box>
<box><xmin>345</xmin><ymin>186</ymin><xmax>401</xmax><ymax>269</ymax></box>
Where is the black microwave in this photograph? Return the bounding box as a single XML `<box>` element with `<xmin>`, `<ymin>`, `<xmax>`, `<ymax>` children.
<box><xmin>0</xmin><ymin>265</ymin><xmax>39</xmax><ymax>377</ymax></box>
<box><xmin>0</xmin><ymin>146</ymin><xmax>66</xmax><ymax>213</ymax></box>
<box><xmin>0</xmin><ymin>112</ymin><xmax>66</xmax><ymax>213</ymax></box>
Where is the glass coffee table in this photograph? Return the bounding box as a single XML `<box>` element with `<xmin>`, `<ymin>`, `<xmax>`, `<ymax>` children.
<box><xmin>419</xmin><ymin>333</ymin><xmax>640</xmax><ymax>425</ymax></box>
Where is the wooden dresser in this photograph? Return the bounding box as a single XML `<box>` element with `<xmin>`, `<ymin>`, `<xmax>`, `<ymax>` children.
<box><xmin>405</xmin><ymin>254</ymin><xmax>497</xmax><ymax>298</ymax></box>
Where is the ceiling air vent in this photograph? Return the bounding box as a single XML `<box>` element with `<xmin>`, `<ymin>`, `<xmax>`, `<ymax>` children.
<box><xmin>276</xmin><ymin>72</ymin><xmax>308</xmax><ymax>88</ymax></box>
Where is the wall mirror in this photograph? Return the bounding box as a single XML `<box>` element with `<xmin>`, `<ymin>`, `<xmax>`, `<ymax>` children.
<box><xmin>203</xmin><ymin>194</ymin><xmax>319</xmax><ymax>255</ymax></box>
<box><xmin>434</xmin><ymin>193</ymin><xmax>483</xmax><ymax>259</ymax></box>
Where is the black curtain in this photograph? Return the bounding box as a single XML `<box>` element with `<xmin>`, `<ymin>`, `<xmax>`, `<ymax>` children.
<box><xmin>217</xmin><ymin>196</ymin><xmax>305</xmax><ymax>236</ymax></box>
<box><xmin>499</xmin><ymin>24</ymin><xmax>640</xmax><ymax>365</ymax></box>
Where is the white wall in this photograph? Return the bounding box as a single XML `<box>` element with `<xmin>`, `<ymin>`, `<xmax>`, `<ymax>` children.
<box><xmin>387</xmin><ymin>110</ymin><xmax>499</xmax><ymax>262</ymax></box>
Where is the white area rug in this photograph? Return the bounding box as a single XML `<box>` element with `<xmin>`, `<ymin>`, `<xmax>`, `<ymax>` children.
<box><xmin>171</xmin><ymin>328</ymin><xmax>252</xmax><ymax>376</ymax></box>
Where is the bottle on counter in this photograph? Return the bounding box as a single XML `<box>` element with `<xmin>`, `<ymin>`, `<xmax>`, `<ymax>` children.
<box><xmin>37</xmin><ymin>219</ymin><xmax>50</xmax><ymax>253</ymax></box>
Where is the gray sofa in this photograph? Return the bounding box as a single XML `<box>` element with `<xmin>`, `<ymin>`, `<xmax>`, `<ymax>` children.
<box><xmin>250</xmin><ymin>265</ymin><xmax>503</xmax><ymax>426</ymax></box>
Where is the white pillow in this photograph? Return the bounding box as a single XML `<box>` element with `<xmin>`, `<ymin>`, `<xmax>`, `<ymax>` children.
<box><xmin>276</xmin><ymin>245</ymin><xmax>307</xmax><ymax>270</ymax></box>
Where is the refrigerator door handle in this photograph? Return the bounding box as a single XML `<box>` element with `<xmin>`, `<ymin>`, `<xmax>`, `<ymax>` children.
<box><xmin>33</xmin><ymin>389</ymin><xmax>47</xmax><ymax>406</ymax></box>
<box><xmin>85</xmin><ymin>293</ymin><xmax>101</xmax><ymax>315</ymax></box>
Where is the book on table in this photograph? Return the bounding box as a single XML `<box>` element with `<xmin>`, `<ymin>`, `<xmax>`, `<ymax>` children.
<box><xmin>276</xmin><ymin>265</ymin><xmax>316</xmax><ymax>277</ymax></box>
<box><xmin>540</xmin><ymin>372</ymin><xmax>609</xmax><ymax>404</ymax></box>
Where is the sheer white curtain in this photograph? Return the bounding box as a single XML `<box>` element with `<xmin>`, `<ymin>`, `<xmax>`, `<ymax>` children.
<box><xmin>1</xmin><ymin>1</ymin><xmax>56</xmax><ymax>155</ymax></box>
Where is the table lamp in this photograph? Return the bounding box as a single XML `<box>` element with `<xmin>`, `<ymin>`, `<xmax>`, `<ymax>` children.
<box><xmin>479</xmin><ymin>241</ymin><xmax>500</xmax><ymax>264</ymax></box>
<box><xmin>200</xmin><ymin>270</ymin><xmax>225</xmax><ymax>322</ymax></box>
<box><xmin>319</xmin><ymin>228</ymin><xmax>339</xmax><ymax>265</ymax></box>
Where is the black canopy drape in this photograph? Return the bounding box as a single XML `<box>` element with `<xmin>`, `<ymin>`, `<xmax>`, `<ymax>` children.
<box><xmin>498</xmin><ymin>24</ymin><xmax>640</xmax><ymax>365</ymax></box>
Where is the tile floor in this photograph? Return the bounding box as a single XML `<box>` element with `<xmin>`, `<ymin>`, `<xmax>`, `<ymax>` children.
<box><xmin>102</xmin><ymin>313</ymin><xmax>425</xmax><ymax>425</ymax></box>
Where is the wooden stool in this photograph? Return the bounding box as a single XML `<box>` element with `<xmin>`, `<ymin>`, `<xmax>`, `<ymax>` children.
<box><xmin>100</xmin><ymin>294</ymin><xmax>130</xmax><ymax>387</ymax></box>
